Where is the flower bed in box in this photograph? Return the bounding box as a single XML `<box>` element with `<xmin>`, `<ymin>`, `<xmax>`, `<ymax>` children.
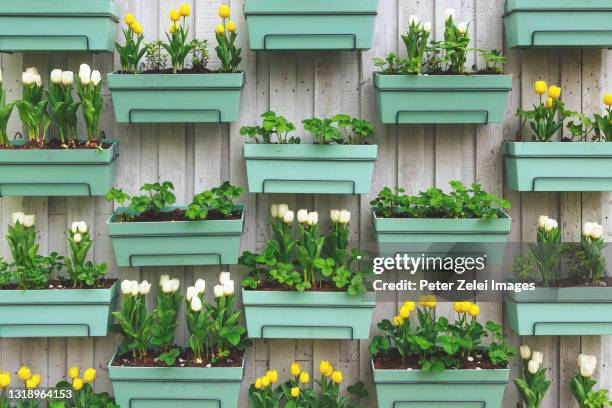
<box><xmin>0</xmin><ymin>214</ymin><xmax>116</xmax><ymax>338</ymax></box>
<box><xmin>241</xmin><ymin>206</ymin><xmax>375</xmax><ymax>340</ymax></box>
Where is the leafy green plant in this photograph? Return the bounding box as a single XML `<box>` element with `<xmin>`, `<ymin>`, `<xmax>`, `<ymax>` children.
<box><xmin>144</xmin><ymin>40</ymin><xmax>168</xmax><ymax>72</ymax></box>
<box><xmin>567</xmin><ymin>95</ymin><xmax>612</xmax><ymax>142</ymax></box>
<box><xmin>48</xmin><ymin>69</ymin><xmax>79</xmax><ymax>146</ymax></box>
<box><xmin>75</xmin><ymin>64</ymin><xmax>103</xmax><ymax>144</ymax></box>
<box><xmin>514</xmin><ymin>345</ymin><xmax>551</xmax><ymax>408</ymax></box>
<box><xmin>215</xmin><ymin>5</ymin><xmax>241</xmax><ymax>73</ymax></box>
<box><xmin>186</xmin><ymin>181</ymin><xmax>243</xmax><ymax>220</ymax></box>
<box><xmin>371</xmin><ymin>181</ymin><xmax>510</xmax><ymax>220</ymax></box>
<box><xmin>115</xmin><ymin>13</ymin><xmax>146</xmax><ymax>73</ymax></box>
<box><xmin>105</xmin><ymin>181</ymin><xmax>177</xmax><ymax>221</ymax></box>
<box><xmin>0</xmin><ymin>72</ymin><xmax>15</xmax><ymax>148</ymax></box>
<box><xmin>477</xmin><ymin>49</ymin><xmax>506</xmax><ymax>74</ymax></box>
<box><xmin>373</xmin><ymin>53</ymin><xmax>407</xmax><ymax>75</ymax></box>
<box><xmin>332</xmin><ymin>114</ymin><xmax>374</xmax><ymax>145</ymax></box>
<box><xmin>240</xmin><ymin>111</ymin><xmax>298</xmax><ymax>144</ymax></box>
<box><xmin>302</xmin><ymin>117</ymin><xmax>342</xmax><ymax>144</ymax></box>
<box><xmin>16</xmin><ymin>67</ymin><xmax>51</xmax><ymax>146</ymax></box>
<box><xmin>190</xmin><ymin>39</ymin><xmax>209</xmax><ymax>71</ymax></box>
<box><xmin>65</xmin><ymin>221</ymin><xmax>107</xmax><ymax>288</ymax></box>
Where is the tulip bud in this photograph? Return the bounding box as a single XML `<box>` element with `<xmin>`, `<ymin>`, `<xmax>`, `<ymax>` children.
<box><xmin>190</xmin><ymin>296</ymin><xmax>202</xmax><ymax>312</ymax></box>
<box><xmin>159</xmin><ymin>274</ymin><xmax>170</xmax><ymax>286</ymax></box>
<box><xmin>216</xmin><ymin>24</ymin><xmax>225</xmax><ymax>34</ymax></box>
<box><xmin>213</xmin><ymin>284</ymin><xmax>224</xmax><ymax>298</ymax></box>
<box><xmin>194</xmin><ymin>278</ymin><xmax>206</xmax><ymax>294</ymax></box>
<box><xmin>297</xmin><ymin>209</ymin><xmax>308</xmax><ymax>224</ymax></box>
<box><xmin>307</xmin><ymin>212</ymin><xmax>318</xmax><ymax>226</ymax></box>
<box><xmin>50</xmin><ymin>69</ymin><xmax>63</xmax><ymax>84</ymax></box>
<box><xmin>121</xmin><ymin>280</ymin><xmax>132</xmax><ymax>295</ymax></box>
<box><xmin>138</xmin><ymin>280</ymin><xmax>151</xmax><ymax>295</ymax></box>
<box><xmin>223</xmin><ymin>280</ymin><xmax>235</xmax><ymax>296</ymax></box>
<box><xmin>457</xmin><ymin>22</ymin><xmax>468</xmax><ymax>34</ymax></box>
<box><xmin>531</xmin><ymin>351</ymin><xmax>543</xmax><ymax>365</ymax></box>
<box><xmin>79</xmin><ymin>64</ymin><xmax>91</xmax><ymax>85</ymax></box>
<box><xmin>70</xmin><ymin>221</ymin><xmax>80</xmax><ymax>233</ymax></box>
<box><xmin>527</xmin><ymin>359</ymin><xmax>539</xmax><ymax>374</ymax></box>
<box><xmin>130</xmin><ymin>280</ymin><xmax>139</xmax><ymax>296</ymax></box>
<box><xmin>408</xmin><ymin>15</ymin><xmax>420</xmax><ymax>26</ymax></box>
<box><xmin>23</xmin><ymin>215</ymin><xmax>35</xmax><ymax>228</ymax></box>
<box><xmin>60</xmin><ymin>70</ymin><xmax>73</xmax><ymax>86</ymax></box>
<box><xmin>519</xmin><ymin>345</ymin><xmax>531</xmax><ymax>360</ymax></box>
<box><xmin>73</xmin><ymin>233</ymin><xmax>82</xmax><ymax>243</ymax></box>
<box><xmin>277</xmin><ymin>204</ymin><xmax>289</xmax><ymax>219</ymax></box>
<box><xmin>78</xmin><ymin>221</ymin><xmax>88</xmax><ymax>233</ymax></box>
<box><xmin>537</xmin><ymin>215</ymin><xmax>549</xmax><ymax>229</ymax></box>
<box><xmin>219</xmin><ymin>272</ymin><xmax>231</xmax><ymax>284</ymax></box>
<box><xmin>591</xmin><ymin>223</ymin><xmax>603</xmax><ymax>239</ymax></box>
<box><xmin>22</xmin><ymin>71</ymin><xmax>35</xmax><ymax>85</ymax></box>
<box><xmin>91</xmin><ymin>70</ymin><xmax>102</xmax><ymax>86</ymax></box>
<box><xmin>283</xmin><ymin>210</ymin><xmax>295</xmax><ymax>224</ymax></box>
<box><xmin>330</xmin><ymin>209</ymin><xmax>340</xmax><ymax>223</ymax></box>
<box><xmin>338</xmin><ymin>210</ymin><xmax>350</xmax><ymax>224</ymax></box>
<box><xmin>162</xmin><ymin>279</ymin><xmax>174</xmax><ymax>294</ymax></box>
<box><xmin>270</xmin><ymin>204</ymin><xmax>278</xmax><ymax>218</ymax></box>
<box><xmin>186</xmin><ymin>286</ymin><xmax>198</xmax><ymax>302</ymax></box>
<box><xmin>604</xmin><ymin>93</ymin><xmax>612</xmax><ymax>107</ymax></box>
<box><xmin>423</xmin><ymin>22</ymin><xmax>432</xmax><ymax>33</ymax></box>
<box><xmin>444</xmin><ymin>8</ymin><xmax>455</xmax><ymax>22</ymax></box>
<box><xmin>12</xmin><ymin>211</ymin><xmax>25</xmax><ymax>225</ymax></box>
<box><xmin>544</xmin><ymin>218</ymin><xmax>558</xmax><ymax>232</ymax></box>
<box><xmin>227</xmin><ymin>20</ymin><xmax>236</xmax><ymax>32</ymax></box>
<box><xmin>578</xmin><ymin>354</ymin><xmax>597</xmax><ymax>377</ymax></box>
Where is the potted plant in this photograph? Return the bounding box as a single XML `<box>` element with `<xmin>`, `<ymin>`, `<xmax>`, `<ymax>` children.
<box><xmin>371</xmin><ymin>181</ymin><xmax>512</xmax><ymax>262</ymax></box>
<box><xmin>106</xmin><ymin>180</ymin><xmax>244</xmax><ymax>267</ymax></box>
<box><xmin>504</xmin><ymin>1</ymin><xmax>612</xmax><ymax>48</ymax></box>
<box><xmin>48</xmin><ymin>366</ymin><xmax>119</xmax><ymax>408</ymax></box>
<box><xmin>243</xmin><ymin>0</ymin><xmax>379</xmax><ymax>51</ymax></box>
<box><xmin>0</xmin><ymin>65</ymin><xmax>118</xmax><ymax>197</ymax></box>
<box><xmin>370</xmin><ymin>298</ymin><xmax>514</xmax><ymax>407</ymax></box>
<box><xmin>0</xmin><ymin>0</ymin><xmax>119</xmax><ymax>52</ymax></box>
<box><xmin>108</xmin><ymin>274</ymin><xmax>250</xmax><ymax>408</ymax></box>
<box><xmin>0</xmin><ymin>213</ymin><xmax>117</xmax><ymax>338</ymax></box>
<box><xmin>514</xmin><ymin>345</ymin><xmax>551</xmax><ymax>408</ymax></box>
<box><xmin>248</xmin><ymin>360</ymin><xmax>367</xmax><ymax>407</ymax></box>
<box><xmin>108</xmin><ymin>5</ymin><xmax>244</xmax><ymax>123</ymax></box>
<box><xmin>505</xmin><ymin>216</ymin><xmax>612</xmax><ymax>336</ymax></box>
<box><xmin>241</xmin><ymin>206</ymin><xmax>375</xmax><ymax>340</ymax></box>
<box><xmin>504</xmin><ymin>85</ymin><xmax>612</xmax><ymax>191</ymax></box>
<box><xmin>373</xmin><ymin>10</ymin><xmax>512</xmax><ymax>124</ymax></box>
<box><xmin>242</xmin><ymin>111</ymin><xmax>377</xmax><ymax>194</ymax></box>
<box><xmin>569</xmin><ymin>355</ymin><xmax>611</xmax><ymax>408</ymax></box>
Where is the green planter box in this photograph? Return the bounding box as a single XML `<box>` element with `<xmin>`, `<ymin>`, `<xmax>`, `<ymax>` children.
<box><xmin>503</xmin><ymin>141</ymin><xmax>612</xmax><ymax>192</ymax></box>
<box><xmin>505</xmin><ymin>286</ymin><xmax>612</xmax><ymax>336</ymax></box>
<box><xmin>504</xmin><ymin>0</ymin><xmax>612</xmax><ymax>48</ymax></box>
<box><xmin>372</xmin><ymin>361</ymin><xmax>510</xmax><ymax>408</ymax></box>
<box><xmin>374</xmin><ymin>73</ymin><xmax>512</xmax><ymax>124</ymax></box>
<box><xmin>244</xmin><ymin>144</ymin><xmax>378</xmax><ymax>194</ymax></box>
<box><xmin>372</xmin><ymin>208</ymin><xmax>512</xmax><ymax>263</ymax></box>
<box><xmin>109</xmin><ymin>354</ymin><xmax>243</xmax><ymax>408</ymax></box>
<box><xmin>244</xmin><ymin>0</ymin><xmax>378</xmax><ymax>50</ymax></box>
<box><xmin>0</xmin><ymin>0</ymin><xmax>119</xmax><ymax>52</ymax></box>
<box><xmin>0</xmin><ymin>140</ymin><xmax>118</xmax><ymax>196</ymax></box>
<box><xmin>243</xmin><ymin>290</ymin><xmax>375</xmax><ymax>340</ymax></box>
<box><xmin>107</xmin><ymin>206</ymin><xmax>245</xmax><ymax>267</ymax></box>
<box><xmin>107</xmin><ymin>72</ymin><xmax>245</xmax><ymax>123</ymax></box>
<box><xmin>0</xmin><ymin>282</ymin><xmax>118</xmax><ymax>338</ymax></box>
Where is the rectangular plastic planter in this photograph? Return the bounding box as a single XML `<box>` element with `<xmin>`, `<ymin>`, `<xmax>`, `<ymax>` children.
<box><xmin>505</xmin><ymin>286</ymin><xmax>612</xmax><ymax>336</ymax></box>
<box><xmin>504</xmin><ymin>0</ymin><xmax>612</xmax><ymax>48</ymax></box>
<box><xmin>373</xmin><ymin>362</ymin><xmax>510</xmax><ymax>408</ymax></box>
<box><xmin>0</xmin><ymin>140</ymin><xmax>118</xmax><ymax>197</ymax></box>
<box><xmin>244</xmin><ymin>144</ymin><xmax>377</xmax><ymax>194</ymax></box>
<box><xmin>244</xmin><ymin>0</ymin><xmax>378</xmax><ymax>50</ymax></box>
<box><xmin>0</xmin><ymin>0</ymin><xmax>119</xmax><ymax>52</ymax></box>
<box><xmin>374</xmin><ymin>73</ymin><xmax>512</xmax><ymax>124</ymax></box>
<box><xmin>107</xmin><ymin>72</ymin><xmax>245</xmax><ymax>123</ymax></box>
<box><xmin>107</xmin><ymin>206</ymin><xmax>245</xmax><ymax>267</ymax></box>
<box><xmin>109</xmin><ymin>354</ymin><xmax>243</xmax><ymax>408</ymax></box>
<box><xmin>0</xmin><ymin>282</ymin><xmax>118</xmax><ymax>338</ymax></box>
<box><xmin>504</xmin><ymin>141</ymin><xmax>612</xmax><ymax>192</ymax></box>
<box><xmin>243</xmin><ymin>290</ymin><xmax>375</xmax><ymax>340</ymax></box>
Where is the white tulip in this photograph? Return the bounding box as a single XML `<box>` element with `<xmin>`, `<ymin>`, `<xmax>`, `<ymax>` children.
<box><xmin>538</xmin><ymin>215</ymin><xmax>549</xmax><ymax>229</ymax></box>
<box><xmin>121</xmin><ymin>280</ymin><xmax>132</xmax><ymax>295</ymax></box>
<box><xmin>79</xmin><ymin>64</ymin><xmax>91</xmax><ymax>80</ymax></box>
<box><xmin>190</xmin><ymin>296</ymin><xmax>202</xmax><ymax>312</ymax></box>
<box><xmin>583</xmin><ymin>222</ymin><xmax>594</xmax><ymax>237</ymax></box>
<box><xmin>297</xmin><ymin>209</ymin><xmax>309</xmax><ymax>224</ymax></box>
<box><xmin>590</xmin><ymin>223</ymin><xmax>603</xmax><ymax>239</ymax></box>
<box><xmin>194</xmin><ymin>278</ymin><xmax>206</xmax><ymax>294</ymax></box>
<box><xmin>22</xmin><ymin>71</ymin><xmax>35</xmax><ymax>85</ymax></box>
<box><xmin>130</xmin><ymin>280</ymin><xmax>139</xmax><ymax>296</ymax></box>
<box><xmin>171</xmin><ymin>278</ymin><xmax>180</xmax><ymax>292</ymax></box>
<box><xmin>457</xmin><ymin>22</ymin><xmax>468</xmax><ymax>34</ymax></box>
<box><xmin>91</xmin><ymin>70</ymin><xmax>102</xmax><ymax>86</ymax></box>
<box><xmin>544</xmin><ymin>218</ymin><xmax>558</xmax><ymax>232</ymax></box>
<box><xmin>338</xmin><ymin>210</ymin><xmax>351</xmax><ymax>225</ymax></box>
<box><xmin>34</xmin><ymin>74</ymin><xmax>41</xmax><ymax>87</ymax></box>
<box><xmin>78</xmin><ymin>221</ymin><xmax>88</xmax><ymax>233</ymax></box>
<box><xmin>138</xmin><ymin>280</ymin><xmax>151</xmax><ymax>295</ymax></box>
<box><xmin>25</xmin><ymin>67</ymin><xmax>39</xmax><ymax>76</ymax></box>
<box><xmin>283</xmin><ymin>210</ymin><xmax>294</xmax><ymax>224</ymax></box>
<box><xmin>223</xmin><ymin>280</ymin><xmax>235</xmax><ymax>296</ymax></box>
<box><xmin>444</xmin><ymin>8</ymin><xmax>456</xmax><ymax>22</ymax></box>
<box><xmin>79</xmin><ymin>71</ymin><xmax>90</xmax><ymax>85</ymax></box>
<box><xmin>12</xmin><ymin>211</ymin><xmax>25</xmax><ymax>225</ymax></box>
<box><xmin>213</xmin><ymin>284</ymin><xmax>224</xmax><ymax>298</ymax></box>
<box><xmin>527</xmin><ymin>359</ymin><xmax>540</xmax><ymax>374</ymax></box>
<box><xmin>271</xmin><ymin>204</ymin><xmax>279</xmax><ymax>218</ymax></box>
<box><xmin>61</xmin><ymin>71</ymin><xmax>74</xmax><ymax>86</ymax></box>
<box><xmin>408</xmin><ymin>15</ymin><xmax>420</xmax><ymax>26</ymax></box>
<box><xmin>73</xmin><ymin>233</ymin><xmax>82</xmax><ymax>243</ymax></box>
<box><xmin>330</xmin><ymin>209</ymin><xmax>340</xmax><ymax>223</ymax></box>
<box><xmin>159</xmin><ymin>274</ymin><xmax>170</xmax><ymax>286</ymax></box>
<box><xmin>423</xmin><ymin>22</ymin><xmax>432</xmax><ymax>33</ymax></box>
<box><xmin>22</xmin><ymin>215</ymin><xmax>35</xmax><ymax>228</ymax></box>
<box><xmin>519</xmin><ymin>345</ymin><xmax>531</xmax><ymax>360</ymax></box>
<box><xmin>277</xmin><ymin>204</ymin><xmax>289</xmax><ymax>219</ymax></box>
<box><xmin>531</xmin><ymin>351</ymin><xmax>543</xmax><ymax>365</ymax></box>
<box><xmin>70</xmin><ymin>221</ymin><xmax>80</xmax><ymax>233</ymax></box>
<box><xmin>219</xmin><ymin>272</ymin><xmax>231</xmax><ymax>284</ymax></box>
<box><xmin>307</xmin><ymin>212</ymin><xmax>318</xmax><ymax>226</ymax></box>
<box><xmin>50</xmin><ymin>69</ymin><xmax>63</xmax><ymax>84</ymax></box>
<box><xmin>578</xmin><ymin>354</ymin><xmax>597</xmax><ymax>377</ymax></box>
<box><xmin>186</xmin><ymin>286</ymin><xmax>198</xmax><ymax>302</ymax></box>
<box><xmin>162</xmin><ymin>279</ymin><xmax>174</xmax><ymax>294</ymax></box>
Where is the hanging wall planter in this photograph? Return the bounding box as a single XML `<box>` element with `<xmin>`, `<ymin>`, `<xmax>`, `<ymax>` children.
<box><xmin>0</xmin><ymin>0</ymin><xmax>119</xmax><ymax>53</ymax></box>
<box><xmin>0</xmin><ymin>282</ymin><xmax>118</xmax><ymax>338</ymax></box>
<box><xmin>107</xmin><ymin>205</ymin><xmax>245</xmax><ymax>267</ymax></box>
<box><xmin>244</xmin><ymin>144</ymin><xmax>378</xmax><ymax>194</ymax></box>
<box><xmin>0</xmin><ymin>140</ymin><xmax>119</xmax><ymax>197</ymax></box>
<box><xmin>107</xmin><ymin>72</ymin><xmax>245</xmax><ymax>124</ymax></box>
<box><xmin>374</xmin><ymin>73</ymin><xmax>512</xmax><ymax>124</ymax></box>
<box><xmin>109</xmin><ymin>356</ymin><xmax>243</xmax><ymax>408</ymax></box>
<box><xmin>243</xmin><ymin>0</ymin><xmax>378</xmax><ymax>51</ymax></box>
<box><xmin>372</xmin><ymin>364</ymin><xmax>510</xmax><ymax>408</ymax></box>
<box><xmin>505</xmin><ymin>286</ymin><xmax>612</xmax><ymax>336</ymax></box>
<box><xmin>243</xmin><ymin>290</ymin><xmax>375</xmax><ymax>340</ymax></box>
<box><xmin>504</xmin><ymin>141</ymin><xmax>612</xmax><ymax>192</ymax></box>
<box><xmin>503</xmin><ymin>0</ymin><xmax>612</xmax><ymax>48</ymax></box>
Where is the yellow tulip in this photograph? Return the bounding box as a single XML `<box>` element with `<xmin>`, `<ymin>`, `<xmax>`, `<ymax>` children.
<box><xmin>254</xmin><ymin>378</ymin><xmax>263</xmax><ymax>389</ymax></box>
<box><xmin>83</xmin><ymin>368</ymin><xmax>96</xmax><ymax>383</ymax></box>
<box><xmin>179</xmin><ymin>4</ymin><xmax>191</xmax><ymax>17</ymax></box>
<box><xmin>419</xmin><ymin>295</ymin><xmax>436</xmax><ymax>308</ymax></box>
<box><xmin>402</xmin><ymin>301</ymin><xmax>416</xmax><ymax>312</ymax></box>
<box><xmin>169</xmin><ymin>23</ymin><xmax>179</xmax><ymax>34</ymax></box>
<box><xmin>454</xmin><ymin>301</ymin><xmax>471</xmax><ymax>314</ymax></box>
<box><xmin>227</xmin><ymin>20</ymin><xmax>236</xmax><ymax>32</ymax></box>
<box><xmin>261</xmin><ymin>376</ymin><xmax>270</xmax><ymax>387</ymax></box>
<box><xmin>18</xmin><ymin>366</ymin><xmax>31</xmax><ymax>381</ymax></box>
<box><xmin>216</xmin><ymin>24</ymin><xmax>225</xmax><ymax>34</ymax></box>
<box><xmin>331</xmin><ymin>370</ymin><xmax>343</xmax><ymax>384</ymax></box>
<box><xmin>393</xmin><ymin>315</ymin><xmax>404</xmax><ymax>326</ymax></box>
<box><xmin>169</xmin><ymin>9</ymin><xmax>181</xmax><ymax>22</ymax></box>
<box><xmin>218</xmin><ymin>4</ymin><xmax>230</xmax><ymax>18</ymax></box>
<box><xmin>132</xmin><ymin>22</ymin><xmax>143</xmax><ymax>34</ymax></box>
<box><xmin>72</xmin><ymin>377</ymin><xmax>83</xmax><ymax>391</ymax></box>
<box><xmin>399</xmin><ymin>305</ymin><xmax>411</xmax><ymax>319</ymax></box>
<box><xmin>546</xmin><ymin>97</ymin><xmax>553</xmax><ymax>109</ymax></box>
<box><xmin>290</xmin><ymin>362</ymin><xmax>301</xmax><ymax>376</ymax></box>
<box><xmin>549</xmin><ymin>85</ymin><xmax>561</xmax><ymax>100</ymax></box>
<box><xmin>468</xmin><ymin>303</ymin><xmax>480</xmax><ymax>317</ymax></box>
<box><xmin>319</xmin><ymin>360</ymin><xmax>333</xmax><ymax>377</ymax></box>
<box><xmin>26</xmin><ymin>375</ymin><xmax>40</xmax><ymax>389</ymax></box>
<box><xmin>534</xmin><ymin>80</ymin><xmax>547</xmax><ymax>95</ymax></box>
<box><xmin>291</xmin><ymin>387</ymin><xmax>300</xmax><ymax>398</ymax></box>
<box><xmin>0</xmin><ymin>372</ymin><xmax>10</xmax><ymax>388</ymax></box>
<box><xmin>299</xmin><ymin>371</ymin><xmax>310</xmax><ymax>384</ymax></box>
<box><xmin>266</xmin><ymin>369</ymin><xmax>278</xmax><ymax>383</ymax></box>
<box><xmin>68</xmin><ymin>367</ymin><xmax>79</xmax><ymax>380</ymax></box>
<box><xmin>603</xmin><ymin>93</ymin><xmax>612</xmax><ymax>106</ymax></box>
<box><xmin>124</xmin><ymin>13</ymin><xmax>135</xmax><ymax>26</ymax></box>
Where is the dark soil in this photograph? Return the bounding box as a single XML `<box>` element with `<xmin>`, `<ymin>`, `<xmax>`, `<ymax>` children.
<box><xmin>537</xmin><ymin>276</ymin><xmax>612</xmax><ymax>289</ymax></box>
<box><xmin>111</xmin><ymin>348</ymin><xmax>244</xmax><ymax>368</ymax></box>
<box><xmin>0</xmin><ymin>278</ymin><xmax>117</xmax><ymax>290</ymax></box>
<box><xmin>0</xmin><ymin>138</ymin><xmax>112</xmax><ymax>150</ymax></box>
<box><xmin>373</xmin><ymin>348</ymin><xmax>504</xmax><ymax>370</ymax></box>
<box><xmin>115</xmin><ymin>68</ymin><xmax>243</xmax><ymax>75</ymax></box>
<box><xmin>247</xmin><ymin>280</ymin><xmax>347</xmax><ymax>292</ymax></box>
<box><xmin>373</xmin><ymin>210</ymin><xmax>483</xmax><ymax>220</ymax></box>
<box><xmin>125</xmin><ymin>208</ymin><xmax>243</xmax><ymax>223</ymax></box>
